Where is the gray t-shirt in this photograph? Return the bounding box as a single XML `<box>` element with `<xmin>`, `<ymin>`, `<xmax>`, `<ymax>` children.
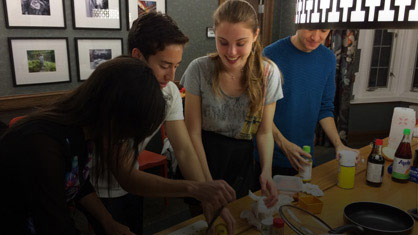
<box><xmin>181</xmin><ymin>56</ymin><xmax>283</xmax><ymax>140</ymax></box>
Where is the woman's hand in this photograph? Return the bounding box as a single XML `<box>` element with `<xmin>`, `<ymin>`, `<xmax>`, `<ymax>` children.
<box><xmin>259</xmin><ymin>172</ymin><xmax>278</xmax><ymax>208</ymax></box>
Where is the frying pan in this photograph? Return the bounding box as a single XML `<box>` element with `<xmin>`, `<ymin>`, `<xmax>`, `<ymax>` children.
<box><xmin>343</xmin><ymin>202</ymin><xmax>415</xmax><ymax>234</ymax></box>
<box><xmin>279</xmin><ymin>203</ymin><xmax>415</xmax><ymax>235</ymax></box>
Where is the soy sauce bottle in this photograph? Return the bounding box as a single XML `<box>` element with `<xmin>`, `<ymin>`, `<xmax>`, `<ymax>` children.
<box><xmin>392</xmin><ymin>129</ymin><xmax>412</xmax><ymax>183</ymax></box>
<box><xmin>366</xmin><ymin>139</ymin><xmax>385</xmax><ymax>187</ymax></box>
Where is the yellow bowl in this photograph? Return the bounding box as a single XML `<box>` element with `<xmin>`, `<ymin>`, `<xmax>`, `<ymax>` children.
<box><xmin>299</xmin><ymin>195</ymin><xmax>323</xmax><ymax>214</ymax></box>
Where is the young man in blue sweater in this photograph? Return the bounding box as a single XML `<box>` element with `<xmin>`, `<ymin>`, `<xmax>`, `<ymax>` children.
<box><xmin>258</xmin><ymin>29</ymin><xmax>358</xmax><ymax>176</ymax></box>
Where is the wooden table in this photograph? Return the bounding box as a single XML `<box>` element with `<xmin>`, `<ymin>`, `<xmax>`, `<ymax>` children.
<box><xmin>157</xmin><ymin>136</ymin><xmax>418</xmax><ymax>234</ymax></box>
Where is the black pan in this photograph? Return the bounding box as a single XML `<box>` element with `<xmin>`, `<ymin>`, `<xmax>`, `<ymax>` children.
<box><xmin>343</xmin><ymin>202</ymin><xmax>415</xmax><ymax>234</ymax></box>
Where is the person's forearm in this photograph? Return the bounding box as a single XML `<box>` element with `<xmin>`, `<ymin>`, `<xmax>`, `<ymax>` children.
<box><xmin>183</xmin><ymin>92</ymin><xmax>213</xmax><ymax>181</ymax></box>
<box><xmin>272</xmin><ymin>123</ymin><xmax>288</xmax><ymax>149</ymax></box>
<box><xmin>165</xmin><ymin>120</ymin><xmax>206</xmax><ymax>182</ymax></box>
<box><xmin>78</xmin><ymin>193</ymin><xmax>113</xmax><ymax>225</ymax></box>
<box><xmin>189</xmin><ymin>133</ymin><xmax>213</xmax><ymax>181</ymax></box>
<box><xmin>116</xmin><ymin>168</ymin><xmax>198</xmax><ymax>198</ymax></box>
<box><xmin>257</xmin><ymin>102</ymin><xmax>276</xmax><ymax>175</ymax></box>
<box><xmin>319</xmin><ymin>117</ymin><xmax>343</xmax><ymax>148</ymax></box>
<box><xmin>174</xmin><ymin>145</ymin><xmax>206</xmax><ymax>182</ymax></box>
<box><xmin>256</xmin><ymin>131</ymin><xmax>274</xmax><ymax>176</ymax></box>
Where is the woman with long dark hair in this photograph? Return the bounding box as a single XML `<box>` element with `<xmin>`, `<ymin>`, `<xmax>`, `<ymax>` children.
<box><xmin>0</xmin><ymin>56</ymin><xmax>234</xmax><ymax>234</ymax></box>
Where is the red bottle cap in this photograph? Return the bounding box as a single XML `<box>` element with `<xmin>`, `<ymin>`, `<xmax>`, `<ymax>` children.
<box><xmin>273</xmin><ymin>217</ymin><xmax>285</xmax><ymax>228</ymax></box>
<box><xmin>375</xmin><ymin>139</ymin><xmax>383</xmax><ymax>146</ymax></box>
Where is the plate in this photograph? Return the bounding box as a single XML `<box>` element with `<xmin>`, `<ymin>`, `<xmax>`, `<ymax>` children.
<box><xmin>382</xmin><ymin>146</ymin><xmax>395</xmax><ymax>161</ymax></box>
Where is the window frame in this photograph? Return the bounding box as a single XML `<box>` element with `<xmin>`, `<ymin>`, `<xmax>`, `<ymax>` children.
<box><xmin>352</xmin><ymin>29</ymin><xmax>418</xmax><ymax>104</ymax></box>
<box><xmin>412</xmin><ymin>39</ymin><xmax>418</xmax><ymax>92</ymax></box>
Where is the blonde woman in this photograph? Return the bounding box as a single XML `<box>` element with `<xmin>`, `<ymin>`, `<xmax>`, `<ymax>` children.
<box><xmin>181</xmin><ymin>0</ymin><xmax>283</xmax><ymax>232</ymax></box>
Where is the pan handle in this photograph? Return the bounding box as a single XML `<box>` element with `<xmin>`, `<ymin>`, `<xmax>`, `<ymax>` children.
<box><xmin>329</xmin><ymin>225</ymin><xmax>364</xmax><ymax>234</ymax></box>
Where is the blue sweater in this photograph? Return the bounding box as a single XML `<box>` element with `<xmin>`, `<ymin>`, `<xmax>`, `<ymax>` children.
<box><xmin>256</xmin><ymin>36</ymin><xmax>336</xmax><ymax>168</ymax></box>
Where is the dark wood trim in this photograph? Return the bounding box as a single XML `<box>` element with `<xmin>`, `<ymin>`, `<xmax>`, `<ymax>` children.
<box><xmin>0</xmin><ymin>91</ymin><xmax>69</xmax><ymax>112</ymax></box>
<box><xmin>261</xmin><ymin>0</ymin><xmax>274</xmax><ymax>48</ymax></box>
<box><xmin>347</xmin><ymin>130</ymin><xmax>389</xmax><ymax>146</ymax></box>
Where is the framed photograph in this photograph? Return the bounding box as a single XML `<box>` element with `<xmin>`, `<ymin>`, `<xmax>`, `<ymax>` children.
<box><xmin>8</xmin><ymin>38</ymin><xmax>70</xmax><ymax>87</ymax></box>
<box><xmin>72</xmin><ymin>0</ymin><xmax>121</xmax><ymax>29</ymax></box>
<box><xmin>75</xmin><ymin>38</ymin><xmax>123</xmax><ymax>81</ymax></box>
<box><xmin>127</xmin><ymin>0</ymin><xmax>166</xmax><ymax>30</ymax></box>
<box><xmin>206</xmin><ymin>27</ymin><xmax>215</xmax><ymax>38</ymax></box>
<box><xmin>3</xmin><ymin>0</ymin><xmax>66</xmax><ymax>28</ymax></box>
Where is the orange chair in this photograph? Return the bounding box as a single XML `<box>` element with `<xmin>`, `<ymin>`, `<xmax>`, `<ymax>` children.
<box><xmin>9</xmin><ymin>116</ymin><xmax>25</xmax><ymax>127</ymax></box>
<box><xmin>137</xmin><ymin>125</ymin><xmax>168</xmax><ymax>206</ymax></box>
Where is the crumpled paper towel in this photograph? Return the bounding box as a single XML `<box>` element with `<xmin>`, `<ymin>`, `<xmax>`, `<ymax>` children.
<box><xmin>240</xmin><ymin>191</ymin><xmax>294</xmax><ymax>231</ymax></box>
<box><xmin>240</xmin><ymin>210</ymin><xmax>262</xmax><ymax>230</ymax></box>
<box><xmin>301</xmin><ymin>183</ymin><xmax>324</xmax><ymax>197</ymax></box>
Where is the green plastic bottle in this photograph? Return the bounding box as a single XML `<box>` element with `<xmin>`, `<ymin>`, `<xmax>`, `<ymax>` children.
<box><xmin>300</xmin><ymin>145</ymin><xmax>312</xmax><ymax>183</ymax></box>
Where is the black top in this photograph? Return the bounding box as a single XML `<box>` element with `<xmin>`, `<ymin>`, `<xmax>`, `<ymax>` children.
<box><xmin>0</xmin><ymin>120</ymin><xmax>94</xmax><ymax>235</ymax></box>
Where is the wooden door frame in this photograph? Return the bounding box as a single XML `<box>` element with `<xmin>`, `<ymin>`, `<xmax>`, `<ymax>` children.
<box><xmin>260</xmin><ymin>0</ymin><xmax>274</xmax><ymax>47</ymax></box>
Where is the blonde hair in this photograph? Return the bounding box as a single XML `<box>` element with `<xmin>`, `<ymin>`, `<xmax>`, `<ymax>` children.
<box><xmin>211</xmin><ymin>0</ymin><xmax>266</xmax><ymax>115</ymax></box>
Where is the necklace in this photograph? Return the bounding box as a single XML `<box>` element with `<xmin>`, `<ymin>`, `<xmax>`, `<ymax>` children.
<box><xmin>224</xmin><ymin>69</ymin><xmax>243</xmax><ymax>80</ymax></box>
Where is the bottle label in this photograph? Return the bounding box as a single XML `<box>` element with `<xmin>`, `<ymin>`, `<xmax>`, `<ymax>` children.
<box><xmin>338</xmin><ymin>166</ymin><xmax>355</xmax><ymax>189</ymax></box>
<box><xmin>392</xmin><ymin>157</ymin><xmax>411</xmax><ymax>179</ymax></box>
<box><xmin>300</xmin><ymin>162</ymin><xmax>312</xmax><ymax>182</ymax></box>
<box><xmin>366</xmin><ymin>162</ymin><xmax>383</xmax><ymax>183</ymax></box>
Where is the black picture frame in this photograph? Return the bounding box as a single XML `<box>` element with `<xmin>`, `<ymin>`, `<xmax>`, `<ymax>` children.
<box><xmin>72</xmin><ymin>0</ymin><xmax>122</xmax><ymax>30</ymax></box>
<box><xmin>8</xmin><ymin>37</ymin><xmax>71</xmax><ymax>87</ymax></box>
<box><xmin>3</xmin><ymin>0</ymin><xmax>66</xmax><ymax>29</ymax></box>
<box><xmin>74</xmin><ymin>37</ymin><xmax>124</xmax><ymax>81</ymax></box>
<box><xmin>206</xmin><ymin>27</ymin><xmax>215</xmax><ymax>38</ymax></box>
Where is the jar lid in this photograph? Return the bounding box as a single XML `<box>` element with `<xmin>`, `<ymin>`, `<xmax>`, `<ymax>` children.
<box><xmin>303</xmin><ymin>145</ymin><xmax>311</xmax><ymax>153</ymax></box>
<box><xmin>339</xmin><ymin>150</ymin><xmax>357</xmax><ymax>167</ymax></box>
<box><xmin>273</xmin><ymin>217</ymin><xmax>285</xmax><ymax>228</ymax></box>
<box><xmin>261</xmin><ymin>216</ymin><xmax>273</xmax><ymax>226</ymax></box>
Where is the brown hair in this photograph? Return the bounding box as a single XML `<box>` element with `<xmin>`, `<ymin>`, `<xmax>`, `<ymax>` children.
<box><xmin>211</xmin><ymin>0</ymin><xmax>266</xmax><ymax>115</ymax></box>
<box><xmin>128</xmin><ymin>11</ymin><xmax>189</xmax><ymax>60</ymax></box>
